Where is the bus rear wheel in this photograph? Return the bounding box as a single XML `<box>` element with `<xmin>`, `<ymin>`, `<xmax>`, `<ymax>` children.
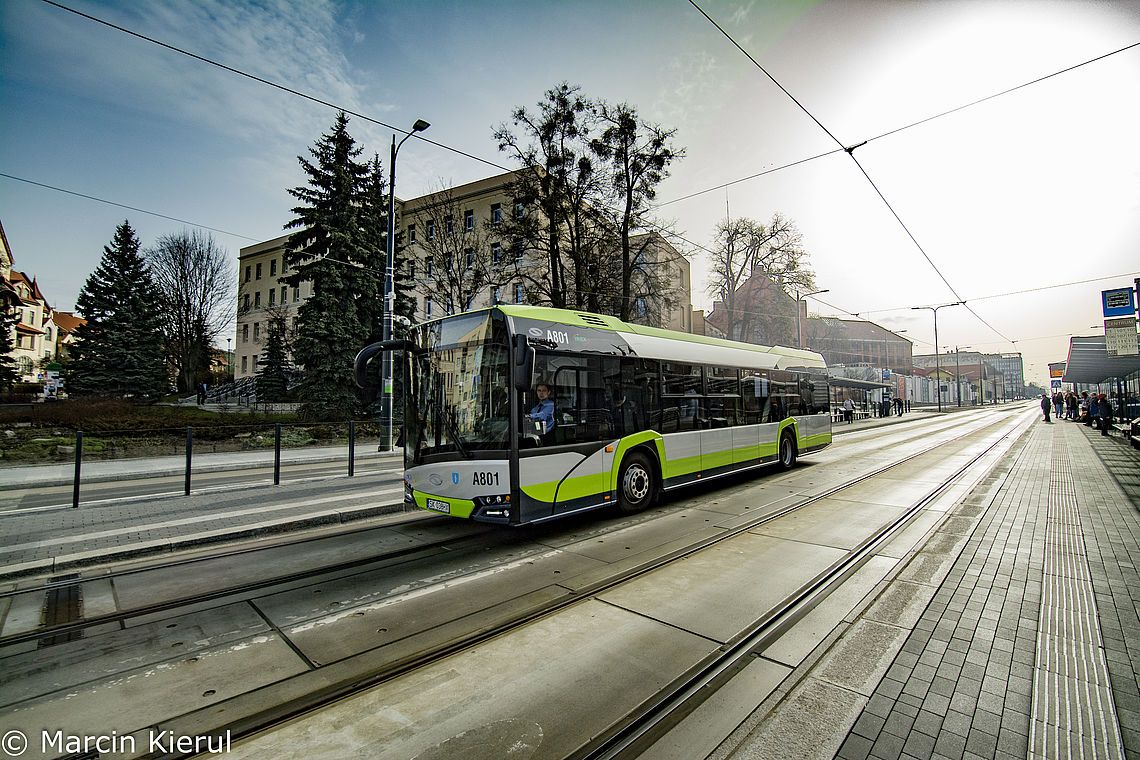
<box><xmin>617</xmin><ymin>452</ymin><xmax>656</xmax><ymax>514</ymax></box>
<box><xmin>778</xmin><ymin>431</ymin><xmax>797</xmax><ymax>470</ymax></box>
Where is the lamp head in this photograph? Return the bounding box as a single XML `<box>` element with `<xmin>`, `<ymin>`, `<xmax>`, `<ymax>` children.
<box><xmin>412</xmin><ymin>119</ymin><xmax>430</xmax><ymax>133</ymax></box>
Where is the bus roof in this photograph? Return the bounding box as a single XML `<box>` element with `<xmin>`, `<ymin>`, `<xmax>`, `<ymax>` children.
<box><xmin>493</xmin><ymin>305</ymin><xmax>826</xmax><ymax>371</ymax></box>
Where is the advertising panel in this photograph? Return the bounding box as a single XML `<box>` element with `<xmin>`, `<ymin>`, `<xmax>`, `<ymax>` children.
<box><xmin>1048</xmin><ymin>362</ymin><xmax>1065</xmax><ymax>379</ymax></box>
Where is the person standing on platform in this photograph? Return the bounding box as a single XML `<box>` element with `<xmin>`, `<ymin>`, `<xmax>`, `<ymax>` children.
<box><xmin>843</xmin><ymin>397</ymin><xmax>854</xmax><ymax>424</ymax></box>
<box><xmin>1098</xmin><ymin>393</ymin><xmax>1113</xmax><ymax>436</ymax></box>
<box><xmin>1041</xmin><ymin>394</ymin><xmax>1051</xmax><ymax>422</ymax></box>
<box><xmin>1088</xmin><ymin>393</ymin><xmax>1099</xmax><ymax>427</ymax></box>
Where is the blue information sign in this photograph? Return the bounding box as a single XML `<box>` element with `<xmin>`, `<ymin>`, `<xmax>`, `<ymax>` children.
<box><xmin>1102</xmin><ymin>287</ymin><xmax>1136</xmax><ymax>318</ymax></box>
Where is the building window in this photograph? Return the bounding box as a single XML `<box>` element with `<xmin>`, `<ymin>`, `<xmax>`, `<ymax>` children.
<box><xmin>281</xmin><ymin>286</ymin><xmax>287</xmax><ymax>304</ymax></box>
<box><xmin>491</xmin><ymin>204</ymin><xmax>502</xmax><ymax>225</ymax></box>
<box><xmin>255</xmin><ymin>262</ymin><xmax>262</xmax><ymax>280</ymax></box>
<box><xmin>243</xmin><ymin>294</ymin><xmax>250</xmax><ymax>310</ymax></box>
<box><xmin>254</xmin><ymin>322</ymin><xmax>260</xmax><ymax>342</ymax></box>
<box><xmin>242</xmin><ymin>324</ymin><xmax>249</xmax><ymax>342</ymax></box>
<box><xmin>514</xmin><ymin>245</ymin><xmax>523</xmax><ymax>265</ymax></box>
<box><xmin>425</xmin><ymin>296</ymin><xmax>433</xmax><ymax>317</ymax></box>
<box><xmin>491</xmin><ymin>243</ymin><xmax>501</xmax><ymax>264</ymax></box>
<box><xmin>268</xmin><ymin>289</ymin><xmax>276</xmax><ymax>306</ymax></box>
<box><xmin>515</xmin><ymin>201</ymin><xmax>525</xmax><ymax>219</ymax></box>
<box><xmin>492</xmin><ymin>287</ymin><xmax>501</xmax><ymax>304</ymax></box>
<box><xmin>244</xmin><ymin>265</ymin><xmax>251</xmax><ymax>283</ymax></box>
<box><xmin>241</xmin><ymin>356</ymin><xmax>248</xmax><ymax>373</ymax></box>
<box><xmin>270</xmin><ymin>259</ymin><xmax>277</xmax><ymax>277</ymax></box>
<box><xmin>446</xmin><ymin>296</ymin><xmax>454</xmax><ymax>315</ymax></box>
<box><xmin>426</xmin><ymin>220</ymin><xmax>435</xmax><ymax>240</ymax></box>
<box><xmin>255</xmin><ymin>291</ymin><xmax>262</xmax><ymax>308</ymax></box>
<box><xmin>408</xmin><ymin>261</ymin><xmax>416</xmax><ymax>279</ymax></box>
<box><xmin>445</xmin><ymin>216</ymin><xmax>454</xmax><ymax>235</ymax></box>
<box><xmin>464</xmin><ymin>209</ymin><xmax>474</xmax><ymax>232</ymax></box>
<box><xmin>426</xmin><ymin>258</ymin><xmax>433</xmax><ymax>276</ymax></box>
<box><xmin>514</xmin><ymin>284</ymin><xmax>524</xmax><ymax>304</ymax></box>
<box><xmin>292</xmin><ymin>286</ymin><xmax>300</xmax><ymax>303</ymax></box>
<box><xmin>465</xmin><ymin>248</ymin><xmax>474</xmax><ymax>270</ymax></box>
<box><xmin>407</xmin><ymin>224</ymin><xmax>416</xmax><ymax>244</ymax></box>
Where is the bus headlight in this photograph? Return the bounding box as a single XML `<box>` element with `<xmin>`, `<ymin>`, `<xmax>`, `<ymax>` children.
<box><xmin>404</xmin><ymin>480</ymin><xmax>414</xmax><ymax>503</ymax></box>
<box><xmin>473</xmin><ymin>494</ymin><xmax>511</xmax><ymax>507</ymax></box>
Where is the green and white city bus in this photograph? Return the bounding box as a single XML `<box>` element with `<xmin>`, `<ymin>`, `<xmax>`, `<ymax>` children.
<box><xmin>356</xmin><ymin>305</ymin><xmax>832</xmax><ymax>526</ymax></box>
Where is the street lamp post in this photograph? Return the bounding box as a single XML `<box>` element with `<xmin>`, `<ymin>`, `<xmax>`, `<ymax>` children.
<box><xmin>793</xmin><ymin>288</ymin><xmax>829</xmax><ymax>348</ymax></box>
<box><xmin>912</xmin><ymin>302</ymin><xmax>963</xmax><ymax>413</ymax></box>
<box><xmin>949</xmin><ymin>346</ymin><xmax>970</xmax><ymax>407</ymax></box>
<box><xmin>383</xmin><ymin>118</ymin><xmax>430</xmax><ymax>452</ymax></box>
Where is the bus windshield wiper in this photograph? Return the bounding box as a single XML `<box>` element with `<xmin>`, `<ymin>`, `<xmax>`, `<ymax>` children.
<box><xmin>441</xmin><ymin>409</ymin><xmax>471</xmax><ymax>459</ymax></box>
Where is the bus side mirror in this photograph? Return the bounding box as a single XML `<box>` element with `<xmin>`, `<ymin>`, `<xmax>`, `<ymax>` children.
<box><xmin>354</xmin><ymin>342</ymin><xmax>385</xmax><ymax>390</ymax></box>
<box><xmin>512</xmin><ymin>334</ymin><xmax>534</xmax><ymax>390</ymax></box>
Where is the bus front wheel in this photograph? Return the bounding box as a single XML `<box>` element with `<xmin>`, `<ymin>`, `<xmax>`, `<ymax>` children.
<box><xmin>778</xmin><ymin>431</ymin><xmax>797</xmax><ymax>470</ymax></box>
<box><xmin>617</xmin><ymin>451</ymin><xmax>657</xmax><ymax>514</ymax></box>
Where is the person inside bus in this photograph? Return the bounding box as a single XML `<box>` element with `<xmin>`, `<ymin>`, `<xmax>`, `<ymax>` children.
<box><xmin>767</xmin><ymin>396</ymin><xmax>784</xmax><ymax>423</ymax></box>
<box><xmin>528</xmin><ymin>382</ymin><xmax>557</xmax><ymax>438</ymax></box>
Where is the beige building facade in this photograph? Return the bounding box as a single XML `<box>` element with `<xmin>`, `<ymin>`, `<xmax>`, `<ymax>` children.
<box><xmin>234</xmin><ymin>171</ymin><xmax>694</xmax><ymax>380</ymax></box>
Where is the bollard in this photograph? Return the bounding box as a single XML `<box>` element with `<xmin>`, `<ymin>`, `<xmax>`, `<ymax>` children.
<box><xmin>348</xmin><ymin>420</ymin><xmax>356</xmax><ymax>477</ymax></box>
<box><xmin>185</xmin><ymin>427</ymin><xmax>193</xmax><ymax>496</ymax></box>
<box><xmin>73</xmin><ymin>430</ymin><xmax>83</xmax><ymax>509</ymax></box>
<box><xmin>274</xmin><ymin>423</ymin><xmax>282</xmax><ymax>485</ymax></box>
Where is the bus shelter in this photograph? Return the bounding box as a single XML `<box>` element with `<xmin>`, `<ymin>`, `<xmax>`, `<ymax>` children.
<box><xmin>1063</xmin><ymin>334</ymin><xmax>1140</xmax><ymax>423</ymax></box>
<box><xmin>828</xmin><ymin>376</ymin><xmax>892</xmax><ymax>421</ymax></box>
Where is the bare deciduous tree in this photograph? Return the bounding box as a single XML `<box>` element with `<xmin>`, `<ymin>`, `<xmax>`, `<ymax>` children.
<box><xmin>591</xmin><ymin>103</ymin><xmax>683</xmax><ymax>321</ymax></box>
<box><xmin>707</xmin><ymin>213</ymin><xmax>814</xmax><ymax>342</ymax></box>
<box><xmin>146</xmin><ymin>230</ymin><xmax>235</xmax><ymax>392</ymax></box>
<box><xmin>414</xmin><ymin>184</ymin><xmax>518</xmax><ymax>314</ymax></box>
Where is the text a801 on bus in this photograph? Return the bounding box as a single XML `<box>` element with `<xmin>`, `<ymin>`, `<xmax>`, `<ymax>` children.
<box><xmin>354</xmin><ymin>305</ymin><xmax>832</xmax><ymax>526</ymax></box>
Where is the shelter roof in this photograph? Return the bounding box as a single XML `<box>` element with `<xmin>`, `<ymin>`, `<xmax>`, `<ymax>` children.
<box><xmin>1063</xmin><ymin>334</ymin><xmax>1140</xmax><ymax>383</ymax></box>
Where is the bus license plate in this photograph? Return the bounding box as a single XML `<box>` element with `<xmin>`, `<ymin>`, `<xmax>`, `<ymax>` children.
<box><xmin>426</xmin><ymin>498</ymin><xmax>450</xmax><ymax>514</ymax></box>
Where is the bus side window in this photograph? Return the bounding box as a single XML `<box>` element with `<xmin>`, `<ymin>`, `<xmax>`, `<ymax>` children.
<box><xmin>743</xmin><ymin>371</ymin><xmax>769</xmax><ymax>424</ymax></box>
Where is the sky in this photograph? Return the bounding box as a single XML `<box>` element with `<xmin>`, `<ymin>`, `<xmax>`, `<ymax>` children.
<box><xmin>2</xmin><ymin>0</ymin><xmax>1138</xmax><ymax>388</ymax></box>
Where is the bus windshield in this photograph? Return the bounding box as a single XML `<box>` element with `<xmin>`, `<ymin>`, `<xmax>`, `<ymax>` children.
<box><xmin>406</xmin><ymin>312</ymin><xmax>511</xmax><ymax>462</ymax></box>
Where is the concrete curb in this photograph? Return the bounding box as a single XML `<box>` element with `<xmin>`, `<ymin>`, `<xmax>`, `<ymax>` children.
<box><xmin>0</xmin><ymin>500</ymin><xmax>409</xmax><ymax>582</ymax></box>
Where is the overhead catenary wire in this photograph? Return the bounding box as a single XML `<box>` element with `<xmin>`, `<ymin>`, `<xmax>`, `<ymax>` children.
<box><xmin>653</xmin><ymin>41</ymin><xmax>1140</xmax><ymax>209</ymax></box>
<box><xmin>0</xmin><ymin>172</ymin><xmax>260</xmax><ymax>241</ymax></box>
<box><xmin>37</xmin><ymin>0</ymin><xmax>720</xmax><ymax>264</ymax></box>
<box><xmin>686</xmin><ymin>0</ymin><xmax>1018</xmax><ymax>346</ymax></box>
<box><xmin>851</xmin><ymin>271</ymin><xmax>1140</xmax><ymax>317</ymax></box>
<box><xmin>38</xmin><ymin>0</ymin><xmax>511</xmax><ymax>174</ymax></box>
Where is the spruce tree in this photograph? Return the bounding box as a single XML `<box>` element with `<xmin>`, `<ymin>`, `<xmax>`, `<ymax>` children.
<box><xmin>356</xmin><ymin>155</ymin><xmax>393</xmax><ymax>345</ymax></box>
<box><xmin>283</xmin><ymin>112</ymin><xmax>369</xmax><ymax>420</ymax></box>
<box><xmin>0</xmin><ymin>306</ymin><xmax>19</xmax><ymax>391</ymax></box>
<box><xmin>255</xmin><ymin>315</ymin><xmax>291</xmax><ymax>402</ymax></box>
<box><xmin>65</xmin><ymin>221</ymin><xmax>169</xmax><ymax>398</ymax></box>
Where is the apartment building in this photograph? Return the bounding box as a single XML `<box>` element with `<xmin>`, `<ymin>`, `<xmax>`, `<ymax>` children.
<box><xmin>234</xmin><ymin>171</ymin><xmax>693</xmax><ymax>380</ymax></box>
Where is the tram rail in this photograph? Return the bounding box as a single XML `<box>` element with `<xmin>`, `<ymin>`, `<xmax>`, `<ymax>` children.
<box><xmin>141</xmin><ymin>407</ymin><xmax>1032</xmax><ymax>759</ymax></box>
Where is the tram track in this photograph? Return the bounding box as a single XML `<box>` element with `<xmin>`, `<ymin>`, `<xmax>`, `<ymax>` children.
<box><xmin>141</xmin><ymin>406</ymin><xmax>1034</xmax><ymax>759</ymax></box>
<box><xmin>0</xmin><ymin>408</ymin><xmax>998</xmax><ymax>652</ymax></box>
<box><xmin>575</xmin><ymin>409</ymin><xmax>1033</xmax><ymax>759</ymax></box>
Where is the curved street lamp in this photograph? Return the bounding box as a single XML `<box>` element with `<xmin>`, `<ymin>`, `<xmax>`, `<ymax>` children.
<box><xmin>383</xmin><ymin>119</ymin><xmax>430</xmax><ymax>452</ymax></box>
<box><xmin>912</xmin><ymin>301</ymin><xmax>963</xmax><ymax>412</ymax></box>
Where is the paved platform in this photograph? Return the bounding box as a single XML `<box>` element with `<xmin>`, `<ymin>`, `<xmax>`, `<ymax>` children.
<box><xmin>719</xmin><ymin>416</ymin><xmax>1139</xmax><ymax>760</ymax></box>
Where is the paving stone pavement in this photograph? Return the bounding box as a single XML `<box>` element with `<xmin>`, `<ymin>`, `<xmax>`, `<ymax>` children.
<box><xmin>834</xmin><ymin>419</ymin><xmax>1139</xmax><ymax>760</ymax></box>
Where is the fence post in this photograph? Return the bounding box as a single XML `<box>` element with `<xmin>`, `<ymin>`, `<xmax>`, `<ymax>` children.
<box><xmin>348</xmin><ymin>420</ymin><xmax>356</xmax><ymax>477</ymax></box>
<box><xmin>72</xmin><ymin>430</ymin><xmax>83</xmax><ymax>509</ymax></box>
<box><xmin>274</xmin><ymin>423</ymin><xmax>282</xmax><ymax>485</ymax></box>
<box><xmin>185</xmin><ymin>427</ymin><xmax>193</xmax><ymax>496</ymax></box>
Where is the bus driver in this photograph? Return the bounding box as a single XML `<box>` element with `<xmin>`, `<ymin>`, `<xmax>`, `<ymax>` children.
<box><xmin>528</xmin><ymin>382</ymin><xmax>557</xmax><ymax>435</ymax></box>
